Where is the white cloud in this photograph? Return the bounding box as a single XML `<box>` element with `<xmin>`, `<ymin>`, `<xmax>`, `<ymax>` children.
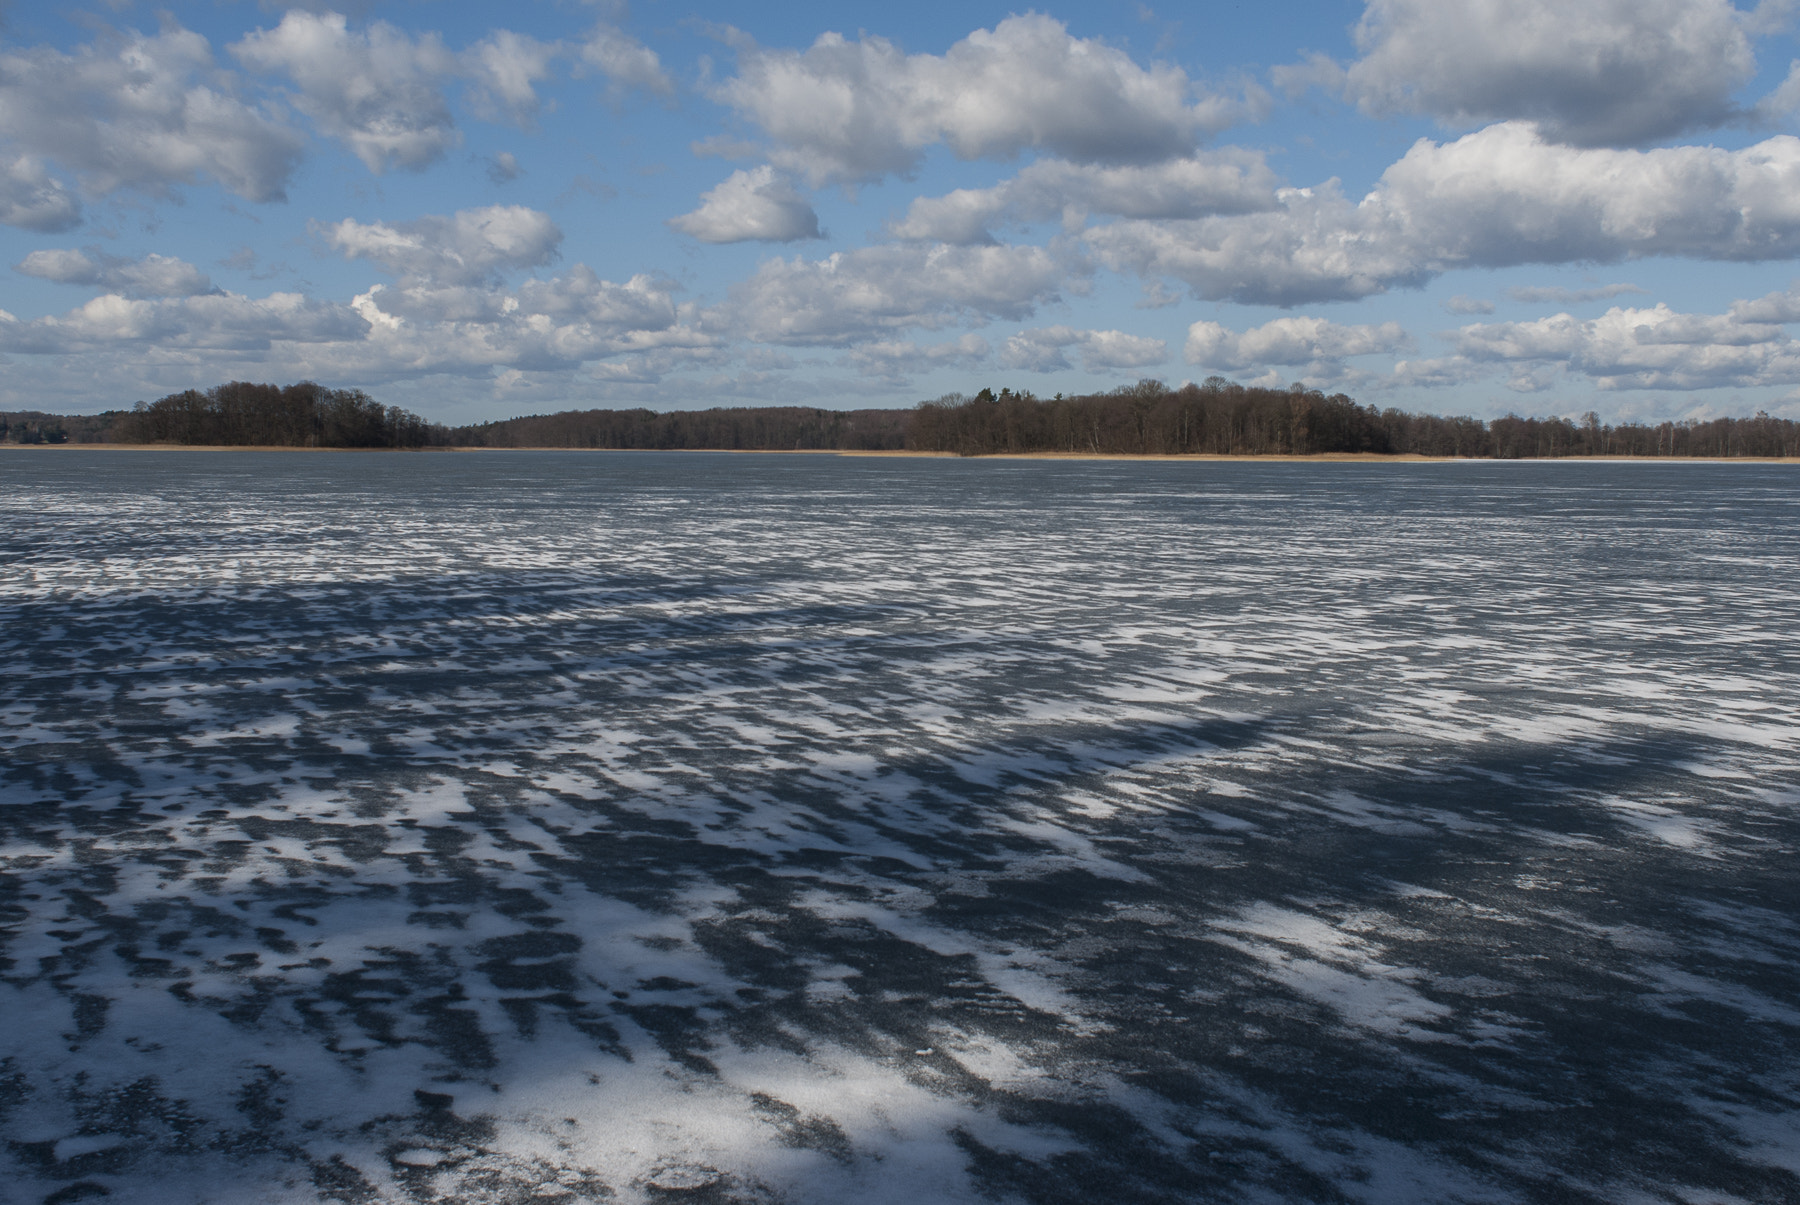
<box><xmin>847</xmin><ymin>334</ymin><xmax>991</xmax><ymax>379</ymax></box>
<box><xmin>513</xmin><ymin>267</ymin><xmax>682</xmax><ymax>329</ymax></box>
<box><xmin>0</xmin><ymin>24</ymin><xmax>304</xmax><ymax>203</ymax></box>
<box><xmin>888</xmin><ymin>152</ymin><xmax>1279</xmax><ymax>244</ymax></box>
<box><xmin>1338</xmin><ymin>0</ymin><xmax>1755</xmax><ymax>146</ymax></box>
<box><xmin>486</xmin><ymin>151</ymin><xmax>523</xmax><ymax>183</ymax></box>
<box><xmin>1448</xmin><ymin>297</ymin><xmax>1800</xmax><ymax>389</ymax></box>
<box><xmin>464</xmin><ymin>30</ymin><xmax>559</xmax><ymax>126</ymax></box>
<box><xmin>16</xmin><ymin>250</ymin><xmax>212</xmax><ymax>298</ymax></box>
<box><xmin>579</xmin><ymin>23</ymin><xmax>674</xmax><ymax>101</ymax></box>
<box><xmin>668</xmin><ymin>167</ymin><xmax>821</xmax><ymax>243</ymax></box>
<box><xmin>1730</xmin><ymin>285</ymin><xmax>1800</xmax><ymax>323</ymax></box>
<box><xmin>0</xmin><ymin>236</ymin><xmax>1054</xmax><ymax>386</ymax></box>
<box><xmin>1088</xmin><ymin>123</ymin><xmax>1800</xmax><ymax>306</ymax></box>
<box><xmin>322</xmin><ymin>205</ymin><xmax>563</xmax><ymax>286</ymax></box>
<box><xmin>1270</xmin><ymin>52</ymin><xmax>1347</xmax><ymax>100</ymax></box>
<box><xmin>1444</xmin><ymin>295</ymin><xmax>1494</xmax><ymax>315</ymax></box>
<box><xmin>1086</xmin><ymin>178</ymin><xmax>1415</xmax><ymax>306</ymax></box>
<box><xmin>723</xmin><ymin>243</ymin><xmax>1067</xmax><ymax>345</ymax></box>
<box><xmin>0</xmin><ymin>291</ymin><xmax>367</xmax><ymax>354</ymax></box>
<box><xmin>1185</xmin><ymin>316</ymin><xmax>1411</xmax><ymax>370</ymax></box>
<box><xmin>233</xmin><ymin>11</ymin><xmax>460</xmax><ymax>173</ymax></box>
<box><xmin>0</xmin><ymin>157</ymin><xmax>80</xmax><ymax>232</ymax></box>
<box><xmin>1504</xmin><ymin>283</ymin><xmax>1647</xmax><ymax>304</ymax></box>
<box><xmin>1760</xmin><ymin>59</ymin><xmax>1800</xmax><ymax>117</ymax></box>
<box><xmin>1744</xmin><ymin>0</ymin><xmax>1798</xmax><ymax>36</ymax></box>
<box><xmin>1000</xmin><ymin>326</ymin><xmax>1167</xmax><ymax>372</ymax></box>
<box><xmin>231</xmin><ymin>15</ymin><xmax>669</xmax><ymax>173</ymax></box>
<box><xmin>1374</xmin><ymin>125</ymin><xmax>1800</xmax><ymax>262</ymax></box>
<box><xmin>0</xmin><ymin>263</ymin><xmax>706</xmax><ymax>390</ymax></box>
<box><xmin>1387</xmin><ymin>356</ymin><xmax>1491</xmax><ymax>390</ymax></box>
<box><xmin>716</xmin><ymin>15</ymin><xmax>1255</xmax><ymax>186</ymax></box>
<box><xmin>344</xmin><ymin>270</ymin><xmax>702</xmax><ymax>374</ymax></box>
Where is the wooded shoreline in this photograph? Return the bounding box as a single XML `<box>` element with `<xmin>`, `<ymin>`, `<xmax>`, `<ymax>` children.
<box><xmin>8</xmin><ymin>444</ymin><xmax>1797</xmax><ymax>465</ymax></box>
<box><xmin>5</xmin><ymin>377</ymin><xmax>1797</xmax><ymax>459</ymax></box>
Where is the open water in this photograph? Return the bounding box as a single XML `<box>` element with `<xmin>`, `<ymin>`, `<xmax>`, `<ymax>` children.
<box><xmin>1</xmin><ymin>451</ymin><xmax>1797</xmax><ymax>1204</ymax></box>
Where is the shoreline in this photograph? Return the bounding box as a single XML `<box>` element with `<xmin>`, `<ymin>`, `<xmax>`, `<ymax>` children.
<box><xmin>2</xmin><ymin>443</ymin><xmax>1794</xmax><ymax>463</ymax></box>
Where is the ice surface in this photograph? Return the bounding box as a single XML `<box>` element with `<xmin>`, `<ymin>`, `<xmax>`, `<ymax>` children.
<box><xmin>2</xmin><ymin>451</ymin><xmax>1797</xmax><ymax>1203</ymax></box>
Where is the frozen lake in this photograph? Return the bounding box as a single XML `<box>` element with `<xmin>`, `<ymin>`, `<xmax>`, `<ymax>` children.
<box><xmin>2</xmin><ymin>451</ymin><xmax>1798</xmax><ymax>1204</ymax></box>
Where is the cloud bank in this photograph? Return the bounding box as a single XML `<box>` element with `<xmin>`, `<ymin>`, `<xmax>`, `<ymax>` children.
<box><xmin>1089</xmin><ymin>124</ymin><xmax>1800</xmax><ymax>305</ymax></box>
<box><xmin>716</xmin><ymin>15</ymin><xmax>1256</xmax><ymax>185</ymax></box>
<box><xmin>1338</xmin><ymin>0</ymin><xmax>1757</xmax><ymax>146</ymax></box>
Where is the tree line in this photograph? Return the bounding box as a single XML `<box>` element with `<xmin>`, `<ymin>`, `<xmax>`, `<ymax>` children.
<box><xmin>0</xmin><ymin>411</ymin><xmax>121</xmax><ymax>444</ymax></box>
<box><xmin>105</xmin><ymin>381</ymin><xmax>442</xmax><ymax>448</ymax></box>
<box><xmin>447</xmin><ymin>405</ymin><xmax>909</xmax><ymax>450</ymax></box>
<box><xmin>5</xmin><ymin>377</ymin><xmax>1796</xmax><ymax>458</ymax></box>
<box><xmin>908</xmin><ymin>379</ymin><xmax>1800</xmax><ymax>458</ymax></box>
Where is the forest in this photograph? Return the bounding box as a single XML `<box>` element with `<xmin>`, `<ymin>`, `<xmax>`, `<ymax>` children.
<box><xmin>102</xmin><ymin>381</ymin><xmax>439</xmax><ymax>448</ymax></box>
<box><xmin>906</xmin><ymin>379</ymin><xmax>1800</xmax><ymax>458</ymax></box>
<box><xmin>448</xmin><ymin>405</ymin><xmax>908</xmax><ymax>450</ymax></box>
<box><xmin>4</xmin><ymin>377</ymin><xmax>1796</xmax><ymax>458</ymax></box>
<box><xmin>0</xmin><ymin>410</ymin><xmax>122</xmax><ymax>444</ymax></box>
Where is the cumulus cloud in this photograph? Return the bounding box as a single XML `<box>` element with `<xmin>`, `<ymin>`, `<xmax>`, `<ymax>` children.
<box><xmin>0</xmin><ymin>262</ymin><xmax>707</xmax><ymax>389</ymax></box>
<box><xmin>715</xmin><ymin>15</ymin><xmax>1255</xmax><ymax>186</ymax></box>
<box><xmin>1370</xmin><ymin>125</ymin><xmax>1800</xmax><ymax>263</ymax></box>
<box><xmin>464</xmin><ymin>30</ymin><xmax>559</xmax><ymax>126</ymax></box>
<box><xmin>16</xmin><ymin>249</ymin><xmax>212</xmax><ymax>298</ymax></box>
<box><xmin>322</xmin><ymin>205</ymin><xmax>562</xmax><ymax>286</ymax></box>
<box><xmin>1185</xmin><ymin>316</ymin><xmax>1411</xmax><ymax>370</ymax></box>
<box><xmin>668</xmin><ymin>167</ymin><xmax>821</xmax><ymax>243</ymax></box>
<box><xmin>1087</xmin><ymin>123</ymin><xmax>1800</xmax><ymax>306</ymax></box>
<box><xmin>999</xmin><ymin>326</ymin><xmax>1167</xmax><ymax>373</ymax></box>
<box><xmin>888</xmin><ymin>151</ymin><xmax>1279</xmax><ymax>244</ymax></box>
<box><xmin>1085</xmin><ymin>178</ymin><xmax>1415</xmax><ymax>307</ymax></box>
<box><xmin>486</xmin><ymin>151</ymin><xmax>523</xmax><ymax>183</ymax></box>
<box><xmin>511</xmin><ymin>267</ymin><xmax>681</xmax><ymax>329</ymax></box>
<box><xmin>1334</xmin><ymin>0</ymin><xmax>1755</xmax><ymax>146</ymax></box>
<box><xmin>233</xmin><ymin>11</ymin><xmax>461</xmax><ymax>173</ymax></box>
<box><xmin>579</xmin><ymin>23</ymin><xmax>674</xmax><ymax>101</ymax></box>
<box><xmin>1730</xmin><ymin>284</ymin><xmax>1800</xmax><ymax>323</ymax></box>
<box><xmin>723</xmin><ymin>243</ymin><xmax>1066</xmax><ymax>345</ymax></box>
<box><xmin>0</xmin><ymin>291</ymin><xmax>367</xmax><ymax>355</ymax></box>
<box><xmin>1744</xmin><ymin>0</ymin><xmax>1799</xmax><ymax>36</ymax></box>
<box><xmin>847</xmin><ymin>334</ymin><xmax>990</xmax><ymax>380</ymax></box>
<box><xmin>344</xmin><ymin>269</ymin><xmax>702</xmax><ymax>374</ymax></box>
<box><xmin>0</xmin><ymin>24</ymin><xmax>304</xmax><ymax>203</ymax></box>
<box><xmin>1760</xmin><ymin>58</ymin><xmax>1800</xmax><ymax>118</ymax></box>
<box><xmin>1386</xmin><ymin>356</ymin><xmax>1492</xmax><ymax>390</ymax></box>
<box><xmin>0</xmin><ymin>157</ymin><xmax>80</xmax><ymax>232</ymax></box>
<box><xmin>232</xmin><ymin>15</ymin><xmax>669</xmax><ymax>172</ymax></box>
<box><xmin>1447</xmin><ymin>295</ymin><xmax>1800</xmax><ymax>389</ymax></box>
<box><xmin>578</xmin><ymin>345</ymin><xmax>736</xmax><ymax>388</ymax></box>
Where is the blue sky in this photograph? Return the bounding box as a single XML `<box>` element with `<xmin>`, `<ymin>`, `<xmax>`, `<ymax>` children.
<box><xmin>3</xmin><ymin>0</ymin><xmax>1800</xmax><ymax>424</ymax></box>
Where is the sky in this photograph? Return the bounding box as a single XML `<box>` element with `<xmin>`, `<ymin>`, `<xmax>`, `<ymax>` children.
<box><xmin>3</xmin><ymin>1</ymin><xmax>1800</xmax><ymax>425</ymax></box>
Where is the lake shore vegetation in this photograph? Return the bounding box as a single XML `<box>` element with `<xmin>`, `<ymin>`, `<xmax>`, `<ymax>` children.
<box><xmin>6</xmin><ymin>378</ymin><xmax>1797</xmax><ymax>458</ymax></box>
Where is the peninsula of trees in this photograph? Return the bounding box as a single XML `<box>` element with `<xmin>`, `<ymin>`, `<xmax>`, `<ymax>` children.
<box><xmin>5</xmin><ymin>377</ymin><xmax>1797</xmax><ymax>459</ymax></box>
<box><xmin>113</xmin><ymin>381</ymin><xmax>439</xmax><ymax>448</ymax></box>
